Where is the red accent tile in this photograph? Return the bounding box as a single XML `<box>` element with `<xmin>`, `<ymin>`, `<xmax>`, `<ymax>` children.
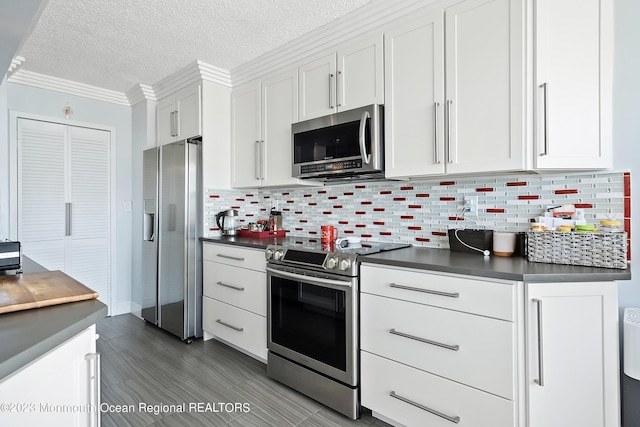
<box><xmin>245</xmin><ymin>213</ymin><xmax>254</xmax><ymax>217</ymax></box>
<box><xmin>373</xmin><ymin>208</ymin><xmax>385</xmax><ymax>212</ymax></box>
<box><xmin>344</xmin><ymin>230</ymin><xmax>354</xmax><ymax>234</ymax></box>
<box><xmin>263</xmin><ymin>196</ymin><xmax>271</xmax><ymax>199</ymax></box>
<box><xmin>245</xmin><ymin>194</ymin><xmax>255</xmax><ymax>197</ymax></box>
<box><xmin>309</xmin><ymin>239</ymin><xmax>318</xmax><ymax>243</ymax></box>
<box><xmin>250</xmin><ymin>201</ymin><xmax>259</xmax><ymax>204</ymax></box>
<box><xmin>209</xmin><ymin>195</ymin><xmax>220</xmax><ymax>198</ymax></box>
<box><xmin>355</xmin><ymin>185</ymin><xmax>366</xmax><ymax>189</ymax></box>
<box><xmin>338</xmin><ymin>221</ymin><xmax>349</xmax><ymax>225</ymax></box>
<box><xmin>309</xmin><ymin>202</ymin><xmax>317</xmax><ymax>206</ymax></box>
<box><xmin>287</xmin><ymin>200</ymin><xmax>295</xmax><ymax>203</ymax></box>
<box><xmin>328</xmin><ymin>196</ymin><xmax>338</xmax><ymax>200</ymax></box>
<box><xmin>518</xmin><ymin>195</ymin><xmax>540</xmax><ymax>200</ymax></box>
<box><xmin>209</xmin><ymin>227</ymin><xmax>219</xmax><ymax>231</ymax></box>
<box><xmin>408</xmin><ymin>205</ymin><xmax>422</xmax><ymax>209</ymax></box>
<box><xmin>625</xmin><ymin>218</ymin><xmax>631</xmax><ymax>237</ymax></box>
<box><xmin>380</xmin><ymin>232</ymin><xmax>392</xmax><ymax>236</ymax></box>
<box><xmin>574</xmin><ymin>204</ymin><xmax>593</xmax><ymax>209</ymax></box>
<box><xmin>304</xmin><ymin>194</ymin><xmax>312</xmax><ymax>198</ymax></box>
<box><xmin>393</xmin><ymin>197</ymin><xmax>406</xmax><ymax>201</ymax></box>
<box><xmin>625</xmin><ymin>198</ymin><xmax>631</xmax><ymax>218</ymax></box>
<box><xmin>361</xmin><ymin>234</ymin><xmax>373</xmax><ymax>238</ymax></box>
<box><xmin>235</xmin><ymin>198</ymin><xmax>245</xmax><ymax>201</ymax></box>
<box><xmin>260</xmin><ymin>208</ymin><xmax>268</xmax><ymax>211</ymax></box>
<box><xmin>323</xmin><ymin>211</ymin><xmax>332</xmax><ymax>215</ymax></box>
<box><xmin>282</xmin><ymin>192</ymin><xmax>290</xmax><ymax>195</ymax></box>
<box><xmin>361</xmin><ymin>201</ymin><xmax>372</xmax><ymax>205</ymax></box>
<box><xmin>295</xmin><ymin>227</ymin><xmax>304</xmax><ymax>231</ymax></box>
<box><xmin>309</xmin><ymin>231</ymin><xmax>317</xmax><ymax>235</ymax></box>
<box><xmin>355</xmin><ymin>211</ymin><xmax>367</xmax><ymax>215</ymax></box>
<box><xmin>318</xmin><ymin>190</ymin><xmax>327</xmax><ymax>194</ymax></box>
<box><xmin>295</xmin><ymin>211</ymin><xmax>303</xmax><ymax>214</ymax></box>
<box><xmin>380</xmin><ymin>191</ymin><xmax>392</xmax><ymax>195</ymax></box>
<box><xmin>416</xmin><ymin>193</ymin><xmax>430</xmax><ymax>198</ymax></box>
<box><xmin>476</xmin><ymin>188</ymin><xmax>494</xmax><ymax>192</ymax></box>
<box><xmin>401</xmin><ymin>215</ymin><xmax>414</xmax><ymax>220</ymax></box>
<box><xmin>333</xmin><ymin>205</ymin><xmax>343</xmax><ymax>209</ymax></box>
<box><xmin>554</xmin><ymin>189</ymin><xmax>579</xmax><ymax>195</ymax></box>
<box><xmin>432</xmin><ymin>231</ymin><xmax>447</xmax><ymax>236</ymax></box>
<box><xmin>440</xmin><ymin>181</ymin><xmax>455</xmax><ymax>186</ymax></box>
<box><xmin>400</xmin><ymin>186</ymin><xmax>414</xmax><ymax>191</ymax></box>
<box><xmin>282</xmin><ymin>208</ymin><xmax>291</xmax><ymax>212</ymax></box>
<box><xmin>530</xmin><ymin>218</ymin><xmax>537</xmax><ymax>223</ymax></box>
<box><xmin>356</xmin><ymin>224</ymin><xmax>366</xmax><ymax>228</ymax></box>
<box><xmin>231</xmin><ymin>206</ymin><xmax>241</xmax><ymax>209</ymax></box>
<box><xmin>300</xmin><ymin>220</ymin><xmax>308</xmax><ymax>223</ymax></box>
<box><xmin>506</xmin><ymin>181</ymin><xmax>527</xmax><ymax>187</ymax></box>
<box><xmin>440</xmin><ymin>197</ymin><xmax>456</xmax><ymax>201</ymax></box>
<box><xmin>415</xmin><ymin>237</ymin><xmax>430</xmax><ymax>242</ymax></box>
<box><xmin>448</xmin><ymin>216</ymin><xmax>465</xmax><ymax>221</ymax></box>
<box><xmin>373</xmin><ymin>221</ymin><xmax>385</xmax><ymax>226</ymax></box>
<box><xmin>486</xmin><ymin>208</ymin><xmax>505</xmax><ymax>213</ymax></box>
<box><xmin>625</xmin><ymin>172</ymin><xmax>632</xmax><ymax>197</ymax></box>
<box><xmin>408</xmin><ymin>226</ymin><xmax>422</xmax><ymax>231</ymax></box>
<box><xmin>344</xmin><ymin>192</ymin><xmax>354</xmax><ymax>196</ymax></box>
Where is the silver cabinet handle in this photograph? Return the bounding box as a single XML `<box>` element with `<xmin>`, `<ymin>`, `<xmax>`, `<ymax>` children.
<box><xmin>533</xmin><ymin>298</ymin><xmax>545</xmax><ymax>386</ymax></box>
<box><xmin>390</xmin><ymin>391</ymin><xmax>460</xmax><ymax>424</ymax></box>
<box><xmin>255</xmin><ymin>140</ymin><xmax>261</xmax><ymax>180</ymax></box>
<box><xmin>216</xmin><ymin>319</ymin><xmax>244</xmax><ymax>332</ymax></box>
<box><xmin>539</xmin><ymin>83</ymin><xmax>549</xmax><ymax>156</ymax></box>
<box><xmin>390</xmin><ymin>328</ymin><xmax>459</xmax><ymax>351</ymax></box>
<box><xmin>170</xmin><ymin>111</ymin><xmax>175</xmax><ymax>137</ymax></box>
<box><xmin>174</xmin><ymin>110</ymin><xmax>180</xmax><ymax>137</ymax></box>
<box><xmin>446</xmin><ymin>99</ymin><xmax>453</xmax><ymax>163</ymax></box>
<box><xmin>217</xmin><ymin>281</ymin><xmax>245</xmax><ymax>291</ymax></box>
<box><xmin>65</xmin><ymin>202</ymin><xmax>72</xmax><ymax>236</ymax></box>
<box><xmin>329</xmin><ymin>73</ymin><xmax>335</xmax><ymax>108</ymax></box>
<box><xmin>359</xmin><ymin>110</ymin><xmax>371</xmax><ymax>164</ymax></box>
<box><xmin>390</xmin><ymin>282</ymin><xmax>459</xmax><ymax>298</ymax></box>
<box><xmin>336</xmin><ymin>70</ymin><xmax>342</xmax><ymax>107</ymax></box>
<box><xmin>216</xmin><ymin>254</ymin><xmax>245</xmax><ymax>262</ymax></box>
<box><xmin>434</xmin><ymin>101</ymin><xmax>441</xmax><ymax>164</ymax></box>
<box><xmin>85</xmin><ymin>353</ymin><xmax>101</xmax><ymax>427</ymax></box>
<box><xmin>260</xmin><ymin>140</ymin><xmax>265</xmax><ymax>180</ymax></box>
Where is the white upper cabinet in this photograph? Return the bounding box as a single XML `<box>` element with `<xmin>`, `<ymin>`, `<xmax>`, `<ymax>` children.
<box><xmin>156</xmin><ymin>84</ymin><xmax>202</xmax><ymax>146</ymax></box>
<box><xmin>385</xmin><ymin>0</ymin><xmax>524</xmax><ymax>178</ymax></box>
<box><xmin>231</xmin><ymin>70</ymin><xmax>308</xmax><ymax>188</ymax></box>
<box><xmin>533</xmin><ymin>0</ymin><xmax>612</xmax><ymax>170</ymax></box>
<box><xmin>298</xmin><ymin>34</ymin><xmax>384</xmax><ymax>122</ymax></box>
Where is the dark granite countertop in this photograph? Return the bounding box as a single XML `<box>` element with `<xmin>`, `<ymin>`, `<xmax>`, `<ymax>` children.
<box><xmin>0</xmin><ymin>257</ymin><xmax>108</xmax><ymax>382</ymax></box>
<box><xmin>201</xmin><ymin>235</ymin><xmax>299</xmax><ymax>249</ymax></box>
<box><xmin>360</xmin><ymin>246</ymin><xmax>632</xmax><ymax>283</ymax></box>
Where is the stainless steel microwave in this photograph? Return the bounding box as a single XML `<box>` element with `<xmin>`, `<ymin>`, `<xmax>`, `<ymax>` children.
<box><xmin>291</xmin><ymin>104</ymin><xmax>384</xmax><ymax>181</ymax></box>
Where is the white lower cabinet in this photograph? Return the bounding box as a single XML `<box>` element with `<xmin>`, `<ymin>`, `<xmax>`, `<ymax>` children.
<box><xmin>0</xmin><ymin>325</ymin><xmax>100</xmax><ymax>427</ymax></box>
<box><xmin>202</xmin><ymin>243</ymin><xmax>267</xmax><ymax>361</ymax></box>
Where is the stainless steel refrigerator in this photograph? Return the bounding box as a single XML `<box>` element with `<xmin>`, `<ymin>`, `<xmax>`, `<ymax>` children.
<box><xmin>142</xmin><ymin>137</ymin><xmax>202</xmax><ymax>342</ymax></box>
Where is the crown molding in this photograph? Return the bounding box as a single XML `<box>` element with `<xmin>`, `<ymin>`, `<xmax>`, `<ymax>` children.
<box><xmin>153</xmin><ymin>60</ymin><xmax>232</xmax><ymax>100</ymax></box>
<box><xmin>126</xmin><ymin>83</ymin><xmax>156</xmax><ymax>105</ymax></box>
<box><xmin>7</xmin><ymin>56</ymin><xmax>26</xmax><ymax>76</ymax></box>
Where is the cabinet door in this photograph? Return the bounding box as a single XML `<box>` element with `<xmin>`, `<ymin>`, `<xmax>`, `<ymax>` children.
<box><xmin>444</xmin><ymin>0</ymin><xmax>524</xmax><ymax>174</ymax></box>
<box><xmin>337</xmin><ymin>34</ymin><xmax>384</xmax><ymax>112</ymax></box>
<box><xmin>526</xmin><ymin>282</ymin><xmax>619</xmax><ymax>427</ymax></box>
<box><xmin>298</xmin><ymin>53</ymin><xmax>337</xmax><ymax>121</ymax></box>
<box><xmin>175</xmin><ymin>84</ymin><xmax>202</xmax><ymax>140</ymax></box>
<box><xmin>261</xmin><ymin>69</ymin><xmax>299</xmax><ymax>187</ymax></box>
<box><xmin>231</xmin><ymin>81</ymin><xmax>261</xmax><ymax>188</ymax></box>
<box><xmin>533</xmin><ymin>0</ymin><xmax>612</xmax><ymax>169</ymax></box>
<box><xmin>384</xmin><ymin>12</ymin><xmax>445</xmax><ymax>178</ymax></box>
<box><xmin>156</xmin><ymin>96</ymin><xmax>176</xmax><ymax>146</ymax></box>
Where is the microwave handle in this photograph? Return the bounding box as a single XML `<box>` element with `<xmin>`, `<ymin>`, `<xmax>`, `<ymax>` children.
<box><xmin>359</xmin><ymin>110</ymin><xmax>371</xmax><ymax>165</ymax></box>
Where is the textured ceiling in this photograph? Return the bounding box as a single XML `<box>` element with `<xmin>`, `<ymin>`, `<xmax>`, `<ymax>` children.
<box><xmin>16</xmin><ymin>0</ymin><xmax>374</xmax><ymax>92</ymax></box>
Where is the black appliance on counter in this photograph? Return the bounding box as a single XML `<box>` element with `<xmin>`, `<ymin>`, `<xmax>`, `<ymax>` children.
<box><xmin>0</xmin><ymin>241</ymin><xmax>21</xmax><ymax>272</ymax></box>
<box><xmin>265</xmin><ymin>238</ymin><xmax>409</xmax><ymax>419</ymax></box>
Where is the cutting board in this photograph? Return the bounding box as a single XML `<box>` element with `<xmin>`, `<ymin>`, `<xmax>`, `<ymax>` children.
<box><xmin>0</xmin><ymin>271</ymin><xmax>99</xmax><ymax>315</ymax></box>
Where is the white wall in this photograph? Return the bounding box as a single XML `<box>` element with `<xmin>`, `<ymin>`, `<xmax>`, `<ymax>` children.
<box><xmin>4</xmin><ymin>83</ymin><xmax>133</xmax><ymax>315</ymax></box>
<box><xmin>613</xmin><ymin>0</ymin><xmax>640</xmax><ymax>311</ymax></box>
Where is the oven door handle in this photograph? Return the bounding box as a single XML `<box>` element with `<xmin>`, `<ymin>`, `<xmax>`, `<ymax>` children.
<box><xmin>266</xmin><ymin>267</ymin><xmax>352</xmax><ymax>288</ymax></box>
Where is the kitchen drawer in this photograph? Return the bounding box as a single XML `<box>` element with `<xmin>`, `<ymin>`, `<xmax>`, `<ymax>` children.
<box><xmin>361</xmin><ymin>293</ymin><xmax>515</xmax><ymax>399</ymax></box>
<box><xmin>360</xmin><ymin>264</ymin><xmax>515</xmax><ymax>321</ymax></box>
<box><xmin>361</xmin><ymin>352</ymin><xmax>515</xmax><ymax>427</ymax></box>
<box><xmin>203</xmin><ymin>297</ymin><xmax>267</xmax><ymax>360</ymax></box>
<box><xmin>203</xmin><ymin>260</ymin><xmax>266</xmax><ymax>316</ymax></box>
<box><xmin>203</xmin><ymin>243</ymin><xmax>265</xmax><ymax>272</ymax></box>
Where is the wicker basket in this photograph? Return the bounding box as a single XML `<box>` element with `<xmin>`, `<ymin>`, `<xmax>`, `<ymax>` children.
<box><xmin>527</xmin><ymin>231</ymin><xmax>628</xmax><ymax>270</ymax></box>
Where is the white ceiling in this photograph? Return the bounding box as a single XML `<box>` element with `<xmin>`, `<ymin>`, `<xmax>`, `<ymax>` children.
<box><xmin>14</xmin><ymin>0</ymin><xmax>374</xmax><ymax>93</ymax></box>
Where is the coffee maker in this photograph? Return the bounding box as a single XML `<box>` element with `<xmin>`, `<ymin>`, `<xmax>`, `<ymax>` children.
<box><xmin>216</xmin><ymin>209</ymin><xmax>240</xmax><ymax>236</ymax></box>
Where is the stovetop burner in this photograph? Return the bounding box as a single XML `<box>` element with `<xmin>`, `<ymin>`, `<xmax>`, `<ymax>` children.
<box><xmin>273</xmin><ymin>237</ymin><xmax>409</xmax><ymax>255</ymax></box>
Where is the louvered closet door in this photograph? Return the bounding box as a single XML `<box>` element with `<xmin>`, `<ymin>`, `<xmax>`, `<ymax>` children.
<box><xmin>18</xmin><ymin>118</ymin><xmax>111</xmax><ymax>309</ymax></box>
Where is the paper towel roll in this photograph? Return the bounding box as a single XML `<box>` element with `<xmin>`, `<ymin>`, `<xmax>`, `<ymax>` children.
<box><xmin>624</xmin><ymin>308</ymin><xmax>640</xmax><ymax>380</ymax></box>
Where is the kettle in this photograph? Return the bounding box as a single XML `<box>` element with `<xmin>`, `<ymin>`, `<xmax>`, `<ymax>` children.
<box><xmin>216</xmin><ymin>209</ymin><xmax>240</xmax><ymax>236</ymax></box>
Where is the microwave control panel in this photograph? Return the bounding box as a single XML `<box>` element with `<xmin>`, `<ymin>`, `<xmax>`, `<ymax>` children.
<box><xmin>300</xmin><ymin>159</ymin><xmax>362</xmax><ymax>174</ymax></box>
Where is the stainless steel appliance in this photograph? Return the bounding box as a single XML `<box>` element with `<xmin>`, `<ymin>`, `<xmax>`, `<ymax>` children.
<box><xmin>216</xmin><ymin>209</ymin><xmax>240</xmax><ymax>236</ymax></box>
<box><xmin>292</xmin><ymin>104</ymin><xmax>384</xmax><ymax>181</ymax></box>
<box><xmin>141</xmin><ymin>137</ymin><xmax>202</xmax><ymax>343</ymax></box>
<box><xmin>265</xmin><ymin>239</ymin><xmax>409</xmax><ymax>419</ymax></box>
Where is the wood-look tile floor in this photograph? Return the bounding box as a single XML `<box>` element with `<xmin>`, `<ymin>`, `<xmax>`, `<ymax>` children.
<box><xmin>97</xmin><ymin>314</ymin><xmax>391</xmax><ymax>427</ymax></box>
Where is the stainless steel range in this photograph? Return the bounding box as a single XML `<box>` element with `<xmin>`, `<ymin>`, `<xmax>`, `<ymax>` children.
<box><xmin>265</xmin><ymin>239</ymin><xmax>409</xmax><ymax>419</ymax></box>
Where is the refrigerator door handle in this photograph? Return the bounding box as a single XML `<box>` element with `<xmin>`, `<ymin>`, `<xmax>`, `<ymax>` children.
<box><xmin>144</xmin><ymin>212</ymin><xmax>155</xmax><ymax>241</ymax></box>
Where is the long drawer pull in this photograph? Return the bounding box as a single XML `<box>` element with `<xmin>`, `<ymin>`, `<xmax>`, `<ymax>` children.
<box><xmin>389</xmin><ymin>328</ymin><xmax>459</xmax><ymax>351</ymax></box>
<box><xmin>216</xmin><ymin>319</ymin><xmax>244</xmax><ymax>332</ymax></box>
<box><xmin>533</xmin><ymin>298</ymin><xmax>545</xmax><ymax>386</ymax></box>
<box><xmin>216</xmin><ymin>254</ymin><xmax>245</xmax><ymax>262</ymax></box>
<box><xmin>390</xmin><ymin>283</ymin><xmax>459</xmax><ymax>298</ymax></box>
<box><xmin>216</xmin><ymin>281</ymin><xmax>245</xmax><ymax>291</ymax></box>
<box><xmin>390</xmin><ymin>391</ymin><xmax>460</xmax><ymax>424</ymax></box>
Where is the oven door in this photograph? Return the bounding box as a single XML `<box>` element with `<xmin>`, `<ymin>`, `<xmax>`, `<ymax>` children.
<box><xmin>266</xmin><ymin>265</ymin><xmax>358</xmax><ymax>387</ymax></box>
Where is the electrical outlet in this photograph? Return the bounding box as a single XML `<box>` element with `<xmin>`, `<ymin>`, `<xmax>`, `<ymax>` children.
<box><xmin>464</xmin><ymin>196</ymin><xmax>478</xmax><ymax>214</ymax></box>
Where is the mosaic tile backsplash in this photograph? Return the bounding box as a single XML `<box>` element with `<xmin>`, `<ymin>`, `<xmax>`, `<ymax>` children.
<box><xmin>205</xmin><ymin>171</ymin><xmax>631</xmax><ymax>252</ymax></box>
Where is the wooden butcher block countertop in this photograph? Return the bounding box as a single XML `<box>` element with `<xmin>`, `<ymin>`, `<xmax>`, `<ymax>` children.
<box><xmin>0</xmin><ymin>271</ymin><xmax>99</xmax><ymax>314</ymax></box>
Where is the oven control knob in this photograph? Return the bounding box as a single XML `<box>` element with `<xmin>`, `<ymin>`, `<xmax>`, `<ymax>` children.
<box><xmin>326</xmin><ymin>256</ymin><xmax>338</xmax><ymax>269</ymax></box>
<box><xmin>339</xmin><ymin>258</ymin><xmax>352</xmax><ymax>271</ymax></box>
<box><xmin>274</xmin><ymin>250</ymin><xmax>284</xmax><ymax>261</ymax></box>
<box><xmin>265</xmin><ymin>249</ymin><xmax>274</xmax><ymax>260</ymax></box>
